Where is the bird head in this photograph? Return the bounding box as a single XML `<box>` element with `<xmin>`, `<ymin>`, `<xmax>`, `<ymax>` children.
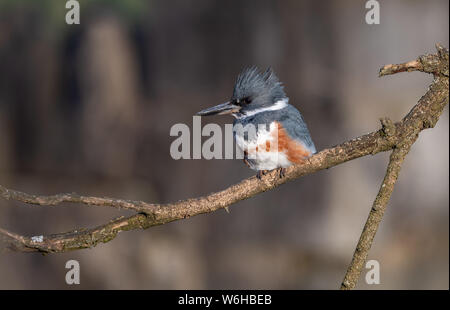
<box><xmin>196</xmin><ymin>67</ymin><xmax>287</xmax><ymax>118</ymax></box>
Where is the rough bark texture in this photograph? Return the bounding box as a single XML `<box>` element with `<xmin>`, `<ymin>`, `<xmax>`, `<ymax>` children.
<box><xmin>340</xmin><ymin>44</ymin><xmax>449</xmax><ymax>289</ymax></box>
<box><xmin>340</xmin><ymin>144</ymin><xmax>412</xmax><ymax>289</ymax></box>
<box><xmin>0</xmin><ymin>44</ymin><xmax>448</xmax><ymax>288</ymax></box>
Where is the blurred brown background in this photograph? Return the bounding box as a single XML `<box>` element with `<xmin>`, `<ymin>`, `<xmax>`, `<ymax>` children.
<box><xmin>0</xmin><ymin>0</ymin><xmax>448</xmax><ymax>289</ymax></box>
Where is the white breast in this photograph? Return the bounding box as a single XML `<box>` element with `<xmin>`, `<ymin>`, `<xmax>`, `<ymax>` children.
<box><xmin>234</xmin><ymin>121</ymin><xmax>293</xmax><ymax>171</ymax></box>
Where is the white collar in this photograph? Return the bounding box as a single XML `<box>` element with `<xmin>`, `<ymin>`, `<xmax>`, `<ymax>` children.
<box><xmin>233</xmin><ymin>98</ymin><xmax>288</xmax><ymax>119</ymax></box>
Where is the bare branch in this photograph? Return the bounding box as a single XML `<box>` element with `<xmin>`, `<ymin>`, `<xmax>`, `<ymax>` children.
<box><xmin>379</xmin><ymin>59</ymin><xmax>422</xmax><ymax>76</ymax></box>
<box><xmin>0</xmin><ymin>45</ymin><xmax>448</xmax><ymax>260</ymax></box>
<box><xmin>340</xmin><ymin>44</ymin><xmax>449</xmax><ymax>289</ymax></box>
<box><xmin>0</xmin><ymin>186</ymin><xmax>156</xmax><ymax>213</ymax></box>
<box><xmin>380</xmin><ymin>43</ymin><xmax>449</xmax><ymax>77</ymax></box>
<box><xmin>340</xmin><ymin>143</ymin><xmax>413</xmax><ymax>290</ymax></box>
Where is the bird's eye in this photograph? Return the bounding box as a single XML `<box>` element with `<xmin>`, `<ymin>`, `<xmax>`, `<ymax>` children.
<box><xmin>233</xmin><ymin>98</ymin><xmax>251</xmax><ymax>106</ymax></box>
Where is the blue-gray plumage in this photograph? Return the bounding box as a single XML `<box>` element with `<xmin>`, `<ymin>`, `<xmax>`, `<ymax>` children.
<box><xmin>233</xmin><ymin>104</ymin><xmax>316</xmax><ymax>154</ymax></box>
<box><xmin>197</xmin><ymin>67</ymin><xmax>316</xmax><ymax>179</ymax></box>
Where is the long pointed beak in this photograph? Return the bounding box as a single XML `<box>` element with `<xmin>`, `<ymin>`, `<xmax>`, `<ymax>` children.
<box><xmin>196</xmin><ymin>102</ymin><xmax>241</xmax><ymax>116</ymax></box>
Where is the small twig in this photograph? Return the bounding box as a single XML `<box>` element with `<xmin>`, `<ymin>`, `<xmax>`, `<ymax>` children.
<box><xmin>0</xmin><ymin>185</ymin><xmax>156</xmax><ymax>213</ymax></box>
<box><xmin>379</xmin><ymin>59</ymin><xmax>422</xmax><ymax>76</ymax></box>
<box><xmin>380</xmin><ymin>43</ymin><xmax>449</xmax><ymax>77</ymax></box>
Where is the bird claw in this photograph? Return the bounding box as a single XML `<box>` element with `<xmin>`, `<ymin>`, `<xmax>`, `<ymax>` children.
<box><xmin>257</xmin><ymin>169</ymin><xmax>286</xmax><ymax>180</ymax></box>
<box><xmin>278</xmin><ymin>167</ymin><xmax>286</xmax><ymax>178</ymax></box>
<box><xmin>256</xmin><ymin>170</ymin><xmax>268</xmax><ymax>180</ymax></box>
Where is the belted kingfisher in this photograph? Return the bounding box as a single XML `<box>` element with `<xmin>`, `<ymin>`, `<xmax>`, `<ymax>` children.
<box><xmin>197</xmin><ymin>67</ymin><xmax>316</xmax><ymax>179</ymax></box>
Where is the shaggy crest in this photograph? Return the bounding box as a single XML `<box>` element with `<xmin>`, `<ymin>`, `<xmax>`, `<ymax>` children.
<box><xmin>232</xmin><ymin>67</ymin><xmax>286</xmax><ymax>103</ymax></box>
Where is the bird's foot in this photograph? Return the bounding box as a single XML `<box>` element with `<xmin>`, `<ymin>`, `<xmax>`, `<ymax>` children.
<box><xmin>256</xmin><ymin>170</ymin><xmax>269</xmax><ymax>180</ymax></box>
<box><xmin>243</xmin><ymin>151</ymin><xmax>253</xmax><ymax>168</ymax></box>
<box><xmin>277</xmin><ymin>167</ymin><xmax>287</xmax><ymax>178</ymax></box>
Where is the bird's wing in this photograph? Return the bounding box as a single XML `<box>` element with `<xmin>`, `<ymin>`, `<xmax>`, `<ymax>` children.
<box><xmin>278</xmin><ymin>105</ymin><xmax>317</xmax><ymax>154</ymax></box>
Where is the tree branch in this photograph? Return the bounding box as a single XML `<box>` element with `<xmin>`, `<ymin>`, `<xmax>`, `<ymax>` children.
<box><xmin>340</xmin><ymin>142</ymin><xmax>413</xmax><ymax>290</ymax></box>
<box><xmin>0</xmin><ymin>44</ymin><xmax>448</xmax><ymax>268</ymax></box>
<box><xmin>339</xmin><ymin>43</ymin><xmax>449</xmax><ymax>289</ymax></box>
